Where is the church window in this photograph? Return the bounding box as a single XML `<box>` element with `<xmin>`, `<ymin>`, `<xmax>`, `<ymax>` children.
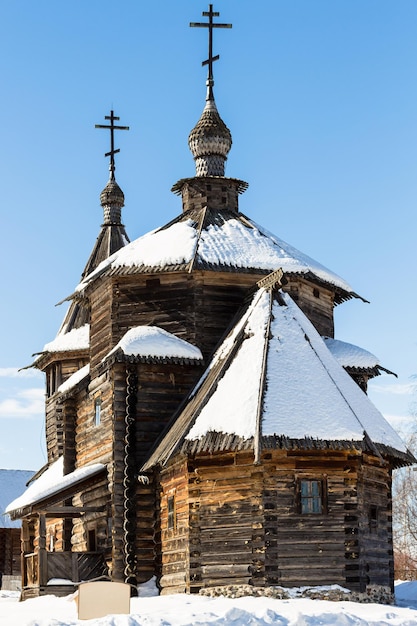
<box><xmin>47</xmin><ymin>364</ymin><xmax>61</xmax><ymax>397</ymax></box>
<box><xmin>167</xmin><ymin>495</ymin><xmax>176</xmax><ymax>530</ymax></box>
<box><xmin>94</xmin><ymin>398</ymin><xmax>102</xmax><ymax>426</ymax></box>
<box><xmin>313</xmin><ymin>287</ymin><xmax>320</xmax><ymax>298</ymax></box>
<box><xmin>298</xmin><ymin>478</ymin><xmax>326</xmax><ymax>514</ymax></box>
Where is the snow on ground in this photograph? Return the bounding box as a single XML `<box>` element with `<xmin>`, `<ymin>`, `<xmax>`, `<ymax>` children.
<box><xmin>1</xmin><ymin>581</ymin><xmax>417</xmax><ymax>626</ymax></box>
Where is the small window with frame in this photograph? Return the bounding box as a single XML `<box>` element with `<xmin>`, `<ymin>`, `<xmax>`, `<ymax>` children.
<box><xmin>297</xmin><ymin>478</ymin><xmax>327</xmax><ymax>514</ymax></box>
<box><xmin>94</xmin><ymin>397</ymin><xmax>102</xmax><ymax>426</ymax></box>
<box><xmin>167</xmin><ymin>495</ymin><xmax>176</xmax><ymax>531</ymax></box>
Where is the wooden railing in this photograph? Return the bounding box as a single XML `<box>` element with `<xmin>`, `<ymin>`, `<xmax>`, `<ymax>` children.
<box><xmin>24</xmin><ymin>553</ymin><xmax>39</xmax><ymax>587</ymax></box>
<box><xmin>24</xmin><ymin>551</ymin><xmax>107</xmax><ymax>588</ymax></box>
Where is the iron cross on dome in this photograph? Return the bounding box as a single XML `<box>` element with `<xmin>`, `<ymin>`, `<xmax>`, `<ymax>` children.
<box><xmin>95</xmin><ymin>110</ymin><xmax>129</xmax><ymax>179</ymax></box>
<box><xmin>190</xmin><ymin>4</ymin><xmax>232</xmax><ymax>99</ymax></box>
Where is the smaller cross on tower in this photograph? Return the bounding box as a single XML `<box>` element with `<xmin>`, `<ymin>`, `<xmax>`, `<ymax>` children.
<box><xmin>190</xmin><ymin>4</ymin><xmax>232</xmax><ymax>100</ymax></box>
<box><xmin>95</xmin><ymin>111</ymin><xmax>129</xmax><ymax>180</ymax></box>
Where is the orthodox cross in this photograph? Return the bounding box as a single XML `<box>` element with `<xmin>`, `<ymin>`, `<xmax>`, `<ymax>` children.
<box><xmin>190</xmin><ymin>4</ymin><xmax>232</xmax><ymax>99</ymax></box>
<box><xmin>95</xmin><ymin>110</ymin><xmax>129</xmax><ymax>179</ymax></box>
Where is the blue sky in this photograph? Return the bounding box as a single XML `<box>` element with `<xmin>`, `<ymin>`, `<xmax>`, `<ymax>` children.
<box><xmin>0</xmin><ymin>0</ymin><xmax>416</xmax><ymax>470</ymax></box>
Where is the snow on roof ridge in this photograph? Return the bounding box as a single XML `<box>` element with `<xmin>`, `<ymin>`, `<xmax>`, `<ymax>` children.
<box><xmin>105</xmin><ymin>326</ymin><xmax>203</xmax><ymax>361</ymax></box>
<box><xmin>186</xmin><ymin>289</ymin><xmax>272</xmax><ymax>441</ymax></box>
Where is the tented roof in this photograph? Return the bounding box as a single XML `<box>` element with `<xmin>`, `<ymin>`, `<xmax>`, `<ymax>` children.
<box><xmin>144</xmin><ymin>288</ymin><xmax>412</xmax><ymax>470</ymax></box>
<box><xmin>74</xmin><ymin>209</ymin><xmax>360</xmax><ymax>304</ymax></box>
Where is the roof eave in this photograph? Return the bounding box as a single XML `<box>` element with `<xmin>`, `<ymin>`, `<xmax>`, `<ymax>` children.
<box><xmin>31</xmin><ymin>347</ymin><xmax>89</xmax><ymax>372</ymax></box>
<box><xmin>57</xmin><ymin>375</ymin><xmax>91</xmax><ymax>403</ymax></box>
<box><xmin>174</xmin><ymin>433</ymin><xmax>415</xmax><ymax>469</ymax></box>
<box><xmin>8</xmin><ymin>465</ymin><xmax>107</xmax><ymax>520</ymax></box>
<box><xmin>171</xmin><ymin>176</ymin><xmax>249</xmax><ymax>196</ymax></box>
<box><xmin>101</xmin><ymin>348</ymin><xmax>204</xmax><ymax>370</ymax></box>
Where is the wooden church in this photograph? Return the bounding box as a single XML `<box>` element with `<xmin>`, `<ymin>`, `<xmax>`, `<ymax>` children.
<box><xmin>7</xmin><ymin>4</ymin><xmax>414</xmax><ymax>600</ymax></box>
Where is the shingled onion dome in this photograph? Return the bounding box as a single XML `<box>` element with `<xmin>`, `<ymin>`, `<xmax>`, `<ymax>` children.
<box><xmin>100</xmin><ymin>174</ymin><xmax>125</xmax><ymax>225</ymax></box>
<box><xmin>188</xmin><ymin>94</ymin><xmax>232</xmax><ymax>177</ymax></box>
<box><xmin>80</xmin><ymin>169</ymin><xmax>129</xmax><ymax>278</ymax></box>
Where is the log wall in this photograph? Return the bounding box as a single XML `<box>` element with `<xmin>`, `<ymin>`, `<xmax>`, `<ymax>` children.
<box><xmin>91</xmin><ymin>272</ymin><xmax>264</xmax><ymax>366</ymax></box>
<box><xmin>156</xmin><ymin>448</ymin><xmax>394</xmax><ymax>593</ymax></box>
<box><xmin>265</xmin><ymin>449</ymin><xmax>353</xmax><ymax>588</ymax></box>
<box><xmin>74</xmin><ymin>374</ymin><xmax>113</xmax><ymax>468</ymax></box>
<box><xmin>136</xmin><ymin>476</ymin><xmax>157</xmax><ymax>585</ymax></box>
<box><xmin>89</xmin><ymin>280</ymin><xmax>114</xmax><ymax>371</ymax></box>
<box><xmin>44</xmin><ymin>354</ymin><xmax>89</xmax><ymax>462</ymax></box>
<box><xmin>158</xmin><ymin>451</ymin><xmax>264</xmax><ymax>594</ymax></box>
<box><xmin>158</xmin><ymin>458</ymin><xmax>190</xmax><ymax>594</ymax></box>
<box><xmin>284</xmin><ymin>277</ymin><xmax>335</xmax><ymax>338</ymax></box>
<box><xmin>356</xmin><ymin>456</ymin><xmax>393</xmax><ymax>591</ymax></box>
<box><xmin>111</xmin><ymin>361</ymin><xmax>203</xmax><ymax>582</ymax></box>
<box><xmin>0</xmin><ymin>529</ymin><xmax>21</xmax><ymax>577</ymax></box>
<box><xmin>110</xmin><ymin>363</ymin><xmax>127</xmax><ymax>581</ymax></box>
<box><xmin>72</xmin><ymin>478</ymin><xmax>111</xmax><ymax>558</ymax></box>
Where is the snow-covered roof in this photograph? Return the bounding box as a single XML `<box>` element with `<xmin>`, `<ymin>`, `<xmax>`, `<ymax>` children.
<box><xmin>105</xmin><ymin>326</ymin><xmax>203</xmax><ymax>361</ymax></box>
<box><xmin>58</xmin><ymin>364</ymin><xmax>90</xmax><ymax>394</ymax></box>
<box><xmin>144</xmin><ymin>288</ymin><xmax>411</xmax><ymax>470</ymax></box>
<box><xmin>0</xmin><ymin>469</ymin><xmax>34</xmax><ymax>528</ymax></box>
<box><xmin>323</xmin><ymin>337</ymin><xmax>395</xmax><ymax>379</ymax></box>
<box><xmin>74</xmin><ymin>210</ymin><xmax>358</xmax><ymax>301</ymax></box>
<box><xmin>323</xmin><ymin>337</ymin><xmax>379</xmax><ymax>369</ymax></box>
<box><xmin>41</xmin><ymin>324</ymin><xmax>90</xmax><ymax>354</ymax></box>
<box><xmin>6</xmin><ymin>457</ymin><xmax>105</xmax><ymax>517</ymax></box>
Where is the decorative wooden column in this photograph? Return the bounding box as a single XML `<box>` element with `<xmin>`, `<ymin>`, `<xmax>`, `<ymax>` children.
<box><xmin>123</xmin><ymin>366</ymin><xmax>138</xmax><ymax>592</ymax></box>
<box><xmin>38</xmin><ymin>514</ymin><xmax>47</xmax><ymax>587</ymax></box>
<box><xmin>63</xmin><ymin>398</ymin><xmax>77</xmax><ymax>551</ymax></box>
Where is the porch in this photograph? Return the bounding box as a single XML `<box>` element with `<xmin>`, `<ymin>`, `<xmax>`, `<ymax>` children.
<box><xmin>22</xmin><ymin>550</ymin><xmax>108</xmax><ymax>599</ymax></box>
